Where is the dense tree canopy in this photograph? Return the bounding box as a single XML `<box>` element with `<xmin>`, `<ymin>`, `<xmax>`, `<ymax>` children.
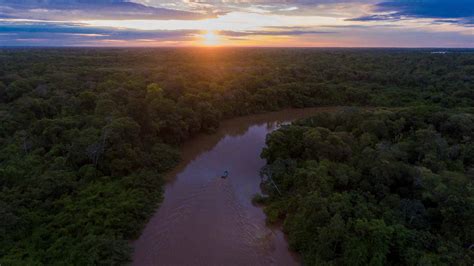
<box><xmin>0</xmin><ymin>48</ymin><xmax>473</xmax><ymax>264</ymax></box>
<box><xmin>260</xmin><ymin>107</ymin><xmax>474</xmax><ymax>265</ymax></box>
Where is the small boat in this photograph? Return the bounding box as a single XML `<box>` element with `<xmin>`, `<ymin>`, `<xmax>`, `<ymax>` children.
<box><xmin>221</xmin><ymin>170</ymin><xmax>229</xmax><ymax>179</ymax></box>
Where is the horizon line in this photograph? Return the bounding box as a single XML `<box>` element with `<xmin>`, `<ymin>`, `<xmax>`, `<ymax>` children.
<box><xmin>1</xmin><ymin>46</ymin><xmax>474</xmax><ymax>49</ymax></box>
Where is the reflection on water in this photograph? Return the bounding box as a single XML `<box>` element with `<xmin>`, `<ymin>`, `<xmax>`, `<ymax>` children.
<box><xmin>132</xmin><ymin>107</ymin><xmax>341</xmax><ymax>266</ymax></box>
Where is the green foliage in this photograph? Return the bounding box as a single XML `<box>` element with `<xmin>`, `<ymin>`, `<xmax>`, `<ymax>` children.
<box><xmin>0</xmin><ymin>48</ymin><xmax>473</xmax><ymax>264</ymax></box>
<box><xmin>261</xmin><ymin>109</ymin><xmax>474</xmax><ymax>265</ymax></box>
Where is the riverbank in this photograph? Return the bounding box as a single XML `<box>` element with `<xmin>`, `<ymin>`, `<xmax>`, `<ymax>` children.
<box><xmin>132</xmin><ymin>107</ymin><xmax>346</xmax><ymax>265</ymax></box>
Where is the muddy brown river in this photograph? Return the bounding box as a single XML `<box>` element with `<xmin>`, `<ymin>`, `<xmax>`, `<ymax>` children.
<box><xmin>132</xmin><ymin>107</ymin><xmax>341</xmax><ymax>266</ymax></box>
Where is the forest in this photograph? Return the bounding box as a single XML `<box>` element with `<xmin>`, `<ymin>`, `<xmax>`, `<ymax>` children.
<box><xmin>260</xmin><ymin>107</ymin><xmax>473</xmax><ymax>265</ymax></box>
<box><xmin>0</xmin><ymin>48</ymin><xmax>473</xmax><ymax>264</ymax></box>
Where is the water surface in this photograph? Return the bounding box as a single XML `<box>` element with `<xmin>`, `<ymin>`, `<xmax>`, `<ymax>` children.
<box><xmin>133</xmin><ymin>107</ymin><xmax>340</xmax><ymax>266</ymax></box>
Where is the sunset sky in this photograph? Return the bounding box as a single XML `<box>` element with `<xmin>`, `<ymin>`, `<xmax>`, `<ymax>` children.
<box><xmin>0</xmin><ymin>0</ymin><xmax>473</xmax><ymax>47</ymax></box>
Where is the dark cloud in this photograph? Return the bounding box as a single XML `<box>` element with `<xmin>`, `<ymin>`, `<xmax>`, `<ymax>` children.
<box><xmin>0</xmin><ymin>0</ymin><xmax>123</xmax><ymax>4</ymax></box>
<box><xmin>322</xmin><ymin>24</ymin><xmax>401</xmax><ymax>28</ymax></box>
<box><xmin>0</xmin><ymin>21</ymin><xmax>199</xmax><ymax>46</ymax></box>
<box><xmin>0</xmin><ymin>0</ymin><xmax>212</xmax><ymax>20</ymax></box>
<box><xmin>348</xmin><ymin>14</ymin><xmax>401</xmax><ymax>21</ymax></box>
<box><xmin>432</xmin><ymin>18</ymin><xmax>474</xmax><ymax>26</ymax></box>
<box><xmin>433</xmin><ymin>19</ymin><xmax>462</xmax><ymax>23</ymax></box>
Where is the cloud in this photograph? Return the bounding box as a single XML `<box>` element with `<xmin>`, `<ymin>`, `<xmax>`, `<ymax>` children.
<box><xmin>0</xmin><ymin>19</ymin><xmax>338</xmax><ymax>47</ymax></box>
<box><xmin>0</xmin><ymin>0</ymin><xmax>472</xmax><ymax>47</ymax></box>
<box><xmin>0</xmin><ymin>0</ymin><xmax>212</xmax><ymax>21</ymax></box>
<box><xmin>0</xmin><ymin>21</ymin><xmax>199</xmax><ymax>46</ymax></box>
<box><xmin>220</xmin><ymin>28</ymin><xmax>336</xmax><ymax>36</ymax></box>
<box><xmin>348</xmin><ymin>13</ymin><xmax>401</xmax><ymax>21</ymax></box>
<box><xmin>350</xmin><ymin>0</ymin><xmax>474</xmax><ymax>25</ymax></box>
<box><xmin>376</xmin><ymin>0</ymin><xmax>473</xmax><ymax>19</ymax></box>
<box><xmin>132</xmin><ymin>0</ymin><xmax>378</xmax><ymax>16</ymax></box>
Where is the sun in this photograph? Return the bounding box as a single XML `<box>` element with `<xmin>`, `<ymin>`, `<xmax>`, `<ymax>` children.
<box><xmin>201</xmin><ymin>31</ymin><xmax>221</xmax><ymax>46</ymax></box>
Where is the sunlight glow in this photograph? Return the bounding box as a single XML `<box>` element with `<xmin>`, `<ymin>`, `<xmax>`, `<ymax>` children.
<box><xmin>79</xmin><ymin>12</ymin><xmax>344</xmax><ymax>32</ymax></box>
<box><xmin>70</xmin><ymin>10</ymin><xmax>474</xmax><ymax>47</ymax></box>
<box><xmin>200</xmin><ymin>31</ymin><xmax>221</xmax><ymax>46</ymax></box>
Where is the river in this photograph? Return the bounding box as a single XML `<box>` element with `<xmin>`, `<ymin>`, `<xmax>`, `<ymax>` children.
<box><xmin>132</xmin><ymin>107</ymin><xmax>341</xmax><ymax>266</ymax></box>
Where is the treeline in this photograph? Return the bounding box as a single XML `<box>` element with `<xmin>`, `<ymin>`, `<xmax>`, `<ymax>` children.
<box><xmin>0</xmin><ymin>48</ymin><xmax>473</xmax><ymax>264</ymax></box>
<box><xmin>260</xmin><ymin>107</ymin><xmax>473</xmax><ymax>265</ymax></box>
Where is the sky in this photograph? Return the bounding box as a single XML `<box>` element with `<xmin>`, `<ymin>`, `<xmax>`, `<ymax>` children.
<box><xmin>0</xmin><ymin>0</ymin><xmax>472</xmax><ymax>47</ymax></box>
